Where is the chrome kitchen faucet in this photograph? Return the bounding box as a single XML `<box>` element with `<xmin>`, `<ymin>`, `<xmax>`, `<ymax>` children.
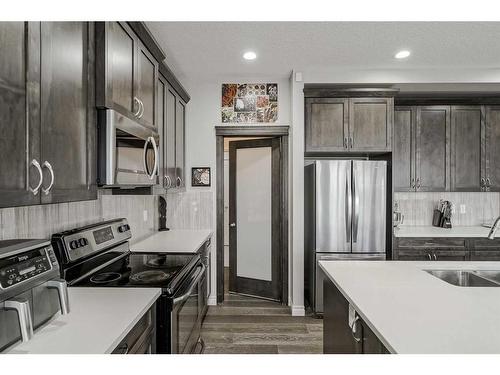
<box><xmin>488</xmin><ymin>216</ymin><xmax>500</xmax><ymax>239</ymax></box>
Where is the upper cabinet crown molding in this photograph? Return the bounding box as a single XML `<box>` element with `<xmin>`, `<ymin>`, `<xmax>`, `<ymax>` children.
<box><xmin>303</xmin><ymin>86</ymin><xmax>399</xmax><ymax>98</ymax></box>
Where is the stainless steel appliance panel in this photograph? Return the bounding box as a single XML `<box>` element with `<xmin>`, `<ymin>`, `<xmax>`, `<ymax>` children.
<box><xmin>171</xmin><ymin>263</ymin><xmax>205</xmax><ymax>353</ymax></box>
<box><xmin>351</xmin><ymin>160</ymin><xmax>387</xmax><ymax>253</ymax></box>
<box><xmin>315</xmin><ymin>160</ymin><xmax>351</xmax><ymax>253</ymax></box>
<box><xmin>314</xmin><ymin>253</ymin><xmax>386</xmax><ymax>314</ymax></box>
<box><xmin>98</xmin><ymin>109</ymin><xmax>160</xmax><ymax>187</ymax></box>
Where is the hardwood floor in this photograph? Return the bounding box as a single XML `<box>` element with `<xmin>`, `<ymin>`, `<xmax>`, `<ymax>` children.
<box><xmin>201</xmin><ymin>293</ymin><xmax>323</xmax><ymax>354</ymax></box>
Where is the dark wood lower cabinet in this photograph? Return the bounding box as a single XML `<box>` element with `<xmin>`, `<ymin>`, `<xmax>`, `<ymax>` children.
<box><xmin>392</xmin><ymin>237</ymin><xmax>500</xmax><ymax>261</ymax></box>
<box><xmin>323</xmin><ymin>278</ymin><xmax>388</xmax><ymax>354</ymax></box>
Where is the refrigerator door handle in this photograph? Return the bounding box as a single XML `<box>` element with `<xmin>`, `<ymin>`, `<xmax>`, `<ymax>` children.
<box><xmin>345</xmin><ymin>168</ymin><xmax>352</xmax><ymax>242</ymax></box>
<box><xmin>352</xmin><ymin>166</ymin><xmax>359</xmax><ymax>243</ymax></box>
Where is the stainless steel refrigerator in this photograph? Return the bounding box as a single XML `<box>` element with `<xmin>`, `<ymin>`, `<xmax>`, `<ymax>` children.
<box><xmin>304</xmin><ymin>160</ymin><xmax>387</xmax><ymax>314</ymax></box>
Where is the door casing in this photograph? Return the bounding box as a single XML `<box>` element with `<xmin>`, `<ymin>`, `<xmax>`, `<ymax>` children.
<box><xmin>215</xmin><ymin>126</ymin><xmax>289</xmax><ymax>305</ymax></box>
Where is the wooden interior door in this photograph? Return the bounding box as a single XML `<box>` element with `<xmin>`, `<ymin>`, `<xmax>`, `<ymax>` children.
<box><xmin>228</xmin><ymin>138</ymin><xmax>281</xmax><ymax>301</ymax></box>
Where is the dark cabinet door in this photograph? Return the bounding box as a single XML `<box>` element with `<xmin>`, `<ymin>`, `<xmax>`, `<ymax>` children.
<box><xmin>394</xmin><ymin>106</ymin><xmax>416</xmax><ymax>192</ymax></box>
<box><xmin>165</xmin><ymin>86</ymin><xmax>177</xmax><ymax>189</ymax></box>
<box><xmin>39</xmin><ymin>22</ymin><xmax>96</xmax><ymax>204</ymax></box>
<box><xmin>485</xmin><ymin>106</ymin><xmax>500</xmax><ymax>191</ymax></box>
<box><xmin>349</xmin><ymin>97</ymin><xmax>392</xmax><ymax>152</ymax></box>
<box><xmin>323</xmin><ymin>278</ymin><xmax>362</xmax><ymax>354</ymax></box>
<box><xmin>361</xmin><ymin>320</ymin><xmax>387</xmax><ymax>354</ymax></box>
<box><xmin>98</xmin><ymin>21</ymin><xmax>137</xmax><ymax>115</ymax></box>
<box><xmin>393</xmin><ymin>249</ymin><xmax>430</xmax><ymax>261</ymax></box>
<box><xmin>0</xmin><ymin>22</ymin><xmax>41</xmax><ymax>208</ymax></box>
<box><xmin>305</xmin><ymin>98</ymin><xmax>349</xmax><ymax>153</ymax></box>
<box><xmin>415</xmin><ymin>106</ymin><xmax>450</xmax><ymax>191</ymax></box>
<box><xmin>175</xmin><ymin>98</ymin><xmax>186</xmax><ymax>188</ymax></box>
<box><xmin>136</xmin><ymin>41</ymin><xmax>158</xmax><ymax>129</ymax></box>
<box><xmin>450</xmin><ymin>106</ymin><xmax>484</xmax><ymax>191</ymax></box>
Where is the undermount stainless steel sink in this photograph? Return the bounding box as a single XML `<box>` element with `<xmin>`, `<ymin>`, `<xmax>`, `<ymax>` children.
<box><xmin>425</xmin><ymin>270</ymin><xmax>500</xmax><ymax>287</ymax></box>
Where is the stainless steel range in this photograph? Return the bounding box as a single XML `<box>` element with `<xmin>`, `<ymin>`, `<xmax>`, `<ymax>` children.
<box><xmin>51</xmin><ymin>218</ymin><xmax>206</xmax><ymax>354</ymax></box>
<box><xmin>0</xmin><ymin>239</ymin><xmax>69</xmax><ymax>352</ymax></box>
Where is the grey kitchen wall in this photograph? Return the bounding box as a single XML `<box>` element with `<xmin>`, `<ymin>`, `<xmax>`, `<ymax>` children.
<box><xmin>0</xmin><ymin>190</ymin><xmax>158</xmax><ymax>243</ymax></box>
<box><xmin>395</xmin><ymin>192</ymin><xmax>500</xmax><ymax>226</ymax></box>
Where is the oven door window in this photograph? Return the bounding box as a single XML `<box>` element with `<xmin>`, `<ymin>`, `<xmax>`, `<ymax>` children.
<box><xmin>116</xmin><ymin>129</ymin><xmax>158</xmax><ymax>185</ymax></box>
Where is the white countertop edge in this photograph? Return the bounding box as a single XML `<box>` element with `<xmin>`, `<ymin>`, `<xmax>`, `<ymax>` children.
<box><xmin>101</xmin><ymin>288</ymin><xmax>161</xmax><ymax>354</ymax></box>
<box><xmin>318</xmin><ymin>261</ymin><xmax>397</xmax><ymax>354</ymax></box>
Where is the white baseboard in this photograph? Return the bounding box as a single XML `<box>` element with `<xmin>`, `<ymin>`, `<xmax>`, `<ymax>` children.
<box><xmin>291</xmin><ymin>305</ymin><xmax>305</xmax><ymax>316</ymax></box>
<box><xmin>208</xmin><ymin>295</ymin><xmax>217</xmax><ymax>306</ymax></box>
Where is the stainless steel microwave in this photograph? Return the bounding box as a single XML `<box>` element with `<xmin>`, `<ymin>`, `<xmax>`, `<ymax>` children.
<box><xmin>98</xmin><ymin>109</ymin><xmax>160</xmax><ymax>187</ymax></box>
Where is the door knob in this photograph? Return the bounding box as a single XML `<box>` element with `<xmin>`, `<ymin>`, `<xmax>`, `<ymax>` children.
<box><xmin>229</xmin><ymin>223</ymin><xmax>236</xmax><ymax>227</ymax></box>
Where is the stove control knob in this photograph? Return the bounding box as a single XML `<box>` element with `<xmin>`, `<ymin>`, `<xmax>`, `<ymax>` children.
<box><xmin>118</xmin><ymin>225</ymin><xmax>129</xmax><ymax>233</ymax></box>
<box><xmin>70</xmin><ymin>240</ymin><xmax>78</xmax><ymax>250</ymax></box>
<box><xmin>78</xmin><ymin>238</ymin><xmax>88</xmax><ymax>247</ymax></box>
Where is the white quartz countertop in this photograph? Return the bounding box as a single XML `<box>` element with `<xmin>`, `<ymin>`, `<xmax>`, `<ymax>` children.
<box><xmin>394</xmin><ymin>225</ymin><xmax>497</xmax><ymax>238</ymax></box>
<box><xmin>5</xmin><ymin>287</ymin><xmax>161</xmax><ymax>354</ymax></box>
<box><xmin>319</xmin><ymin>260</ymin><xmax>500</xmax><ymax>354</ymax></box>
<box><xmin>130</xmin><ymin>229</ymin><xmax>212</xmax><ymax>254</ymax></box>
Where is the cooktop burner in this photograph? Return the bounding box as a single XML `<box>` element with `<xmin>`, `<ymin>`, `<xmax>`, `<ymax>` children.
<box><xmin>145</xmin><ymin>256</ymin><xmax>170</xmax><ymax>268</ymax></box>
<box><xmin>130</xmin><ymin>270</ymin><xmax>170</xmax><ymax>284</ymax></box>
<box><xmin>90</xmin><ymin>272</ymin><xmax>122</xmax><ymax>284</ymax></box>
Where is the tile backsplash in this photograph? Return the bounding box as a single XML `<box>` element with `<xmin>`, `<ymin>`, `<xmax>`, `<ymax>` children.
<box><xmin>395</xmin><ymin>192</ymin><xmax>500</xmax><ymax>227</ymax></box>
<box><xmin>0</xmin><ymin>191</ymin><xmax>159</xmax><ymax>242</ymax></box>
<box><xmin>165</xmin><ymin>190</ymin><xmax>213</xmax><ymax>230</ymax></box>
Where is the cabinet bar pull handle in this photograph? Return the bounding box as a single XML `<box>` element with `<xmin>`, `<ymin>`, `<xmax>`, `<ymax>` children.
<box><xmin>41</xmin><ymin>161</ymin><xmax>55</xmax><ymax>195</ymax></box>
<box><xmin>486</xmin><ymin>178</ymin><xmax>492</xmax><ymax>188</ymax></box>
<box><xmin>344</xmin><ymin>137</ymin><xmax>348</xmax><ymax>149</ymax></box>
<box><xmin>433</xmin><ymin>253</ymin><xmax>438</xmax><ymax>261</ymax></box>
<box><xmin>411</xmin><ymin>178</ymin><xmax>415</xmax><ymax>189</ymax></box>
<box><xmin>29</xmin><ymin>159</ymin><xmax>43</xmax><ymax>195</ymax></box>
<box><xmin>416</xmin><ymin>178</ymin><xmax>421</xmax><ymax>190</ymax></box>
<box><xmin>427</xmin><ymin>253</ymin><xmax>432</xmax><ymax>261</ymax></box>
<box><xmin>351</xmin><ymin>315</ymin><xmax>361</xmax><ymax>343</ymax></box>
<box><xmin>138</xmin><ymin>99</ymin><xmax>145</xmax><ymax>119</ymax></box>
<box><xmin>133</xmin><ymin>97</ymin><xmax>141</xmax><ymax>117</ymax></box>
<box><xmin>349</xmin><ymin>137</ymin><xmax>353</xmax><ymax>148</ymax></box>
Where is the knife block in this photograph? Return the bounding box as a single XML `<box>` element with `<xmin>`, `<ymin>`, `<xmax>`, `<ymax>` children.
<box><xmin>432</xmin><ymin>209</ymin><xmax>443</xmax><ymax>227</ymax></box>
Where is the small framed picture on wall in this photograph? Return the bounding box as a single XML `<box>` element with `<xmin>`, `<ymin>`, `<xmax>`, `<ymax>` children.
<box><xmin>191</xmin><ymin>167</ymin><xmax>211</xmax><ymax>187</ymax></box>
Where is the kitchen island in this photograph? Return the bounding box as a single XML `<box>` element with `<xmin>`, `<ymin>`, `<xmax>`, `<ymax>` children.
<box><xmin>319</xmin><ymin>260</ymin><xmax>500</xmax><ymax>354</ymax></box>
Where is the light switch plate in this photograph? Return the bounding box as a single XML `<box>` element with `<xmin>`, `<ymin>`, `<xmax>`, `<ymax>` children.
<box><xmin>143</xmin><ymin>210</ymin><xmax>148</xmax><ymax>222</ymax></box>
<box><xmin>460</xmin><ymin>204</ymin><xmax>466</xmax><ymax>214</ymax></box>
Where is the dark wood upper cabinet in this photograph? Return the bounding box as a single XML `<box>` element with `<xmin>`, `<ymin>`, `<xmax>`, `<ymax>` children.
<box><xmin>0</xmin><ymin>22</ymin><xmax>40</xmax><ymax>208</ymax></box>
<box><xmin>485</xmin><ymin>106</ymin><xmax>500</xmax><ymax>191</ymax></box>
<box><xmin>136</xmin><ymin>42</ymin><xmax>157</xmax><ymax>128</ymax></box>
<box><xmin>39</xmin><ymin>22</ymin><xmax>96</xmax><ymax>204</ymax></box>
<box><xmin>305</xmin><ymin>98</ymin><xmax>348</xmax><ymax>153</ymax></box>
<box><xmin>305</xmin><ymin>96</ymin><xmax>393</xmax><ymax>154</ymax></box>
<box><xmin>96</xmin><ymin>22</ymin><xmax>158</xmax><ymax>130</ymax></box>
<box><xmin>348</xmin><ymin>97</ymin><xmax>392</xmax><ymax>152</ymax></box>
<box><xmin>415</xmin><ymin>106</ymin><xmax>450</xmax><ymax>191</ymax></box>
<box><xmin>450</xmin><ymin>106</ymin><xmax>484</xmax><ymax>192</ymax></box>
<box><xmin>0</xmin><ymin>22</ymin><xmax>96</xmax><ymax>208</ymax></box>
<box><xmin>105</xmin><ymin>22</ymin><xmax>135</xmax><ymax>114</ymax></box>
<box><xmin>165</xmin><ymin>86</ymin><xmax>178</xmax><ymax>189</ymax></box>
<box><xmin>393</xmin><ymin>107</ymin><xmax>416</xmax><ymax>192</ymax></box>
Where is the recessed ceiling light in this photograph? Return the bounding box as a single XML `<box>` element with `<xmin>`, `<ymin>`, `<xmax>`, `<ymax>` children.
<box><xmin>243</xmin><ymin>51</ymin><xmax>257</xmax><ymax>61</ymax></box>
<box><xmin>395</xmin><ymin>50</ymin><xmax>411</xmax><ymax>59</ymax></box>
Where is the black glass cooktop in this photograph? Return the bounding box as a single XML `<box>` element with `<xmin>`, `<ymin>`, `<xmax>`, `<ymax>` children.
<box><xmin>71</xmin><ymin>252</ymin><xmax>199</xmax><ymax>295</ymax></box>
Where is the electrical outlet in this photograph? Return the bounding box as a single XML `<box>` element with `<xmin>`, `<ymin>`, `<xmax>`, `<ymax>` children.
<box><xmin>460</xmin><ymin>204</ymin><xmax>466</xmax><ymax>214</ymax></box>
<box><xmin>143</xmin><ymin>210</ymin><xmax>148</xmax><ymax>222</ymax></box>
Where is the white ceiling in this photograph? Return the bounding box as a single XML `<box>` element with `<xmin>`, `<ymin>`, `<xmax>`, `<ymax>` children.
<box><xmin>146</xmin><ymin>22</ymin><xmax>500</xmax><ymax>83</ymax></box>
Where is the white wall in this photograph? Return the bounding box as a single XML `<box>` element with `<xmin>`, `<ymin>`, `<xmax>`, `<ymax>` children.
<box><xmin>182</xmin><ymin>76</ymin><xmax>291</xmax><ymax>306</ymax></box>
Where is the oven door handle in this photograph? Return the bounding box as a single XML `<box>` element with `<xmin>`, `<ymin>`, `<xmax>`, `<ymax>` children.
<box><xmin>173</xmin><ymin>263</ymin><xmax>206</xmax><ymax>305</ymax></box>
